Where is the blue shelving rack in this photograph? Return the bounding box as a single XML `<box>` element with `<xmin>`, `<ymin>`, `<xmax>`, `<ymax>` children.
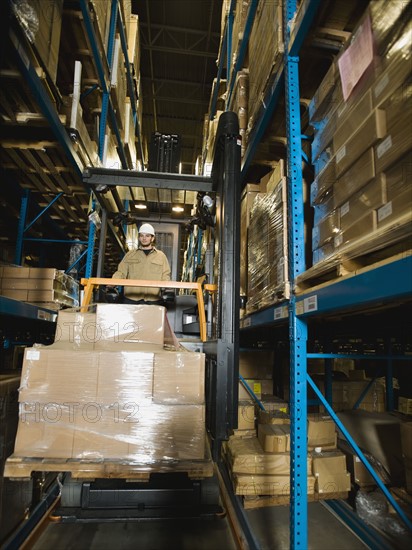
<box><xmin>219</xmin><ymin>0</ymin><xmax>412</xmax><ymax>546</ymax></box>
<box><xmin>9</xmin><ymin>0</ymin><xmax>142</xmax><ymax>278</ymax></box>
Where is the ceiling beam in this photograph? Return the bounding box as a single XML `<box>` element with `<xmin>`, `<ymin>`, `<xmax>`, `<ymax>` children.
<box><xmin>139</xmin><ymin>22</ymin><xmax>220</xmax><ymax>39</ymax></box>
<box><xmin>141</xmin><ymin>76</ymin><xmax>212</xmax><ymax>89</ymax></box>
<box><xmin>141</xmin><ymin>44</ymin><xmax>218</xmax><ymax>58</ymax></box>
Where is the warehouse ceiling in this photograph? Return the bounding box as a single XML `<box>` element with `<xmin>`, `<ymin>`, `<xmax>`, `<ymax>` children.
<box><xmin>132</xmin><ymin>0</ymin><xmax>223</xmax><ymax>174</ymax></box>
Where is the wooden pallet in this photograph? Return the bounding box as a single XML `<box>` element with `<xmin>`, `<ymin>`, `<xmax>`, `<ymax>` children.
<box><xmin>242</xmin><ymin>491</ymin><xmax>349</xmax><ymax>510</ymax></box>
<box><xmin>4</xmin><ymin>448</ymin><xmax>214</xmax><ymax>481</ymax></box>
<box><xmin>296</xmin><ymin>243</ymin><xmax>411</xmax><ymax>295</ymax></box>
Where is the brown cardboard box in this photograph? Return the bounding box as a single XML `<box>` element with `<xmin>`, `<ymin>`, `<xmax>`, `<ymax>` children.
<box><xmin>377</xmin><ymin>189</ymin><xmax>412</xmax><ymax>228</ymax></box>
<box><xmin>307</xmin><ymin>414</ymin><xmax>337</xmax><ymax>448</ymax></box>
<box><xmin>258</xmin><ymin>424</ymin><xmax>290</xmax><ymax>453</ymax></box>
<box><xmin>312</xmin><ymin>209</ymin><xmax>340</xmax><ymax>249</ymax></box>
<box><xmin>239</xmin><ymin>350</ymin><xmax>274</xmax><ymax>379</ymax></box>
<box><xmin>347</xmin><ymin>453</ymin><xmax>376</xmax><ymax>486</ymax></box>
<box><xmin>384</xmin><ymin>152</ymin><xmax>412</xmax><ymax>201</ymax></box>
<box><xmin>72</xmin><ymin>407</ymin><xmax>130</xmax><ymax>460</ymax></box>
<box><xmin>19</xmin><ymin>348</ymin><xmax>99</xmax><ymax>403</ymax></box>
<box><xmin>338</xmin><ymin>176</ymin><xmax>387</xmax><ymax>231</ymax></box>
<box><xmin>308</xmin><ymin>61</ymin><xmax>340</xmax><ymax>123</ymax></box>
<box><xmin>238</xmin><ymin>401</ymin><xmax>256</xmax><ymax>430</ymax></box>
<box><xmin>0</xmin><ymin>290</ymin><xmax>29</xmax><ymax>301</ymax></box>
<box><xmin>153</xmin><ymin>350</ymin><xmax>205</xmax><ymax>404</ymax></box>
<box><xmin>2</xmin><ymin>267</ymin><xmax>30</xmax><ymax>279</ymax></box>
<box><xmin>127</xmin><ymin>404</ymin><xmax>206</xmax><ymax>461</ymax></box>
<box><xmin>334</xmin><ymin>211</ymin><xmax>377</xmax><ymax>250</ymax></box>
<box><xmin>53</xmin><ymin>310</ymin><xmax>97</xmax><ymax>350</ymax></box>
<box><xmin>333</xmin><ymin>147</ymin><xmax>376</xmax><ymax>208</ymax></box>
<box><xmin>14</xmin><ymin>403</ymin><xmax>75</xmax><ymax>458</ymax></box>
<box><xmin>372</xmin><ymin>42</ymin><xmax>412</xmax><ymax>109</ymax></box>
<box><xmin>239</xmin><ymin>379</ymin><xmax>273</xmax><ymax>400</ymax></box>
<box><xmin>26</xmin><ymin>279</ymin><xmax>57</xmax><ymax>290</ymax></box>
<box><xmin>312</xmin><ymin>190</ymin><xmax>335</xmax><ymax>226</ymax></box>
<box><xmin>312</xmin><ymin>450</ymin><xmax>350</xmax><ymax>494</ymax></box>
<box><xmin>26</xmin><ymin>1</ymin><xmax>64</xmax><ymax>83</ymax></box>
<box><xmin>334</xmin><ymin>89</ymin><xmax>374</xmax><ymax>152</ymax></box>
<box><xmin>233</xmin><ymin>473</ymin><xmax>316</xmax><ymax>496</ymax></box>
<box><xmin>260</xmin><ymin>397</ymin><xmax>289</xmax><ymax>414</ymax></box>
<box><xmin>316</xmin><ymin>471</ymin><xmax>351</xmax><ymax>495</ymax></box>
<box><xmin>27</xmin><ymin>290</ymin><xmax>64</xmax><ymax>303</ymax></box>
<box><xmin>97</xmin><ymin>351</ymin><xmax>154</xmax><ymax>403</ymax></box>
<box><xmin>226</xmin><ymin>436</ymin><xmax>303</xmax><ymax>476</ymax></box>
<box><xmin>29</xmin><ymin>268</ymin><xmax>59</xmax><ymax>279</ymax></box>
<box><xmin>335</xmin><ymin>108</ymin><xmax>386</xmax><ymax>177</ymax></box>
<box><xmin>312</xmin><ymin>159</ymin><xmax>336</xmax><ymax>205</ymax></box>
<box><xmin>94</xmin><ymin>304</ymin><xmax>166</xmax><ymax>350</ymax></box>
<box><xmin>399</xmin><ymin>398</ymin><xmax>412</xmax><ymax>417</ymax></box>
<box><xmin>375</xmin><ymin>85</ymin><xmax>412</xmax><ymax>173</ymax></box>
<box><xmin>0</xmin><ymin>279</ymin><xmax>30</xmax><ymax>290</ymax></box>
<box><xmin>258</xmin><ymin>410</ymin><xmax>290</xmax><ymax>425</ymax></box>
<box><xmin>240</xmin><ymin>184</ymin><xmax>261</xmax><ymax>295</ymax></box>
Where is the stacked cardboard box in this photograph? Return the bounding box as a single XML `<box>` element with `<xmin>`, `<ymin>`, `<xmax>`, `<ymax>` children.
<box><xmin>225</xmin><ymin>411</ymin><xmax>350</xmax><ymax>499</ymax></box>
<box><xmin>309</xmin><ymin>4</ymin><xmax>412</xmax><ymax>266</ymax></box>
<box><xmin>246</xmin><ymin>0</ymin><xmax>284</xmax><ymax>139</ymax></box>
<box><xmin>13</xmin><ymin>304</ymin><xmax>207</xmax><ymax>463</ymax></box>
<box><xmin>0</xmin><ymin>266</ymin><xmax>79</xmax><ymax>309</ymax></box>
<box><xmin>225</xmin><ymin>434</ymin><xmax>315</xmax><ymax>497</ymax></box>
<box><xmin>246</xmin><ymin>167</ymin><xmax>289</xmax><ymax>313</ymax></box>
<box><xmin>240</xmin><ymin>182</ymin><xmax>262</xmax><ymax>311</ymax></box>
<box><xmin>12</xmin><ymin>0</ymin><xmax>64</xmax><ymax>84</ymax></box>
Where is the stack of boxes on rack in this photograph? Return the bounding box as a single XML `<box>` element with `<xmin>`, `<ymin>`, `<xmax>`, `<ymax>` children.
<box><xmin>232</xmin><ymin>351</ymin><xmax>351</xmax><ymax>502</ymax></box>
<box><xmin>224</xmin><ymin>404</ymin><xmax>351</xmax><ymax>502</ymax></box>
<box><xmin>17</xmin><ymin>0</ymin><xmax>144</xmax><ymax>172</ymax></box>
<box><xmin>309</xmin><ymin>1</ymin><xmax>411</xmax><ymax>265</ymax></box>
<box><xmin>12</xmin><ymin>304</ymin><xmax>207</xmax><ymax>463</ymax></box>
<box><xmin>238</xmin><ymin>161</ymin><xmax>290</xmax><ymax>315</ymax></box>
<box><xmin>0</xmin><ymin>266</ymin><xmax>79</xmax><ymax>310</ymax></box>
<box><xmin>205</xmin><ymin>1</ymin><xmax>284</xmax><ymax>168</ymax></box>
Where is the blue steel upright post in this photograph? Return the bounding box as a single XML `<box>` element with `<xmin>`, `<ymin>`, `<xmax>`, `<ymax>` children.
<box><xmin>80</xmin><ymin>0</ymin><xmax>119</xmax><ymax>278</ymax></box>
<box><xmin>285</xmin><ymin>1</ymin><xmax>308</xmax><ymax>548</ymax></box>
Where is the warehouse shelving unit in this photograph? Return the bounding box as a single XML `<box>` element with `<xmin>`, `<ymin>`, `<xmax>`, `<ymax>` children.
<box><xmin>215</xmin><ymin>0</ymin><xmax>412</xmax><ymax>547</ymax></box>
<box><xmin>3</xmin><ymin>0</ymin><xmax>146</xmax><ymax>279</ymax></box>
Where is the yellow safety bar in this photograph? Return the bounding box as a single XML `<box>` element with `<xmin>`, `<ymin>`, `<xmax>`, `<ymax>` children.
<box><xmin>80</xmin><ymin>278</ymin><xmax>217</xmax><ymax>342</ymax></box>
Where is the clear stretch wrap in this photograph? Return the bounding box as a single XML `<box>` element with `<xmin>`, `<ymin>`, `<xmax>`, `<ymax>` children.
<box><xmin>246</xmin><ymin>177</ymin><xmax>288</xmax><ymax>313</ymax></box>
<box><xmin>309</xmin><ymin>4</ymin><xmax>412</xmax><ymax>267</ymax></box>
<box><xmin>13</xmin><ymin>305</ymin><xmax>207</xmax><ymax>464</ymax></box>
<box><xmin>247</xmin><ymin>0</ymin><xmax>284</xmax><ymax>136</ymax></box>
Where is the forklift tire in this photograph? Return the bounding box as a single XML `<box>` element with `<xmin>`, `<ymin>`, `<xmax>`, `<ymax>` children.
<box><xmin>200</xmin><ymin>474</ymin><xmax>220</xmax><ymax>507</ymax></box>
<box><xmin>60</xmin><ymin>474</ymin><xmax>82</xmax><ymax>507</ymax></box>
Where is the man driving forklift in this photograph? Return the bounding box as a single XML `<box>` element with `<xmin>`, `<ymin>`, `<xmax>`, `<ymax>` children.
<box><xmin>108</xmin><ymin>223</ymin><xmax>171</xmax><ymax>304</ymax></box>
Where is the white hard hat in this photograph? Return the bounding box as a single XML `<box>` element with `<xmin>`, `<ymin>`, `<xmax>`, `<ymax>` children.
<box><xmin>139</xmin><ymin>223</ymin><xmax>155</xmax><ymax>236</ymax></box>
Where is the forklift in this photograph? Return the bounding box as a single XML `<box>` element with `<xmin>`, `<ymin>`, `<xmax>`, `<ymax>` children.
<box><xmin>3</xmin><ymin>112</ymin><xmax>243</xmax><ymax>532</ymax></box>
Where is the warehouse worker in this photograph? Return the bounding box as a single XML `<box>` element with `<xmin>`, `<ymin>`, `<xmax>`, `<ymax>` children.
<box><xmin>110</xmin><ymin>223</ymin><xmax>171</xmax><ymax>304</ymax></box>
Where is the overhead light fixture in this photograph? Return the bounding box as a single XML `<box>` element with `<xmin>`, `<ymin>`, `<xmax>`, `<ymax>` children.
<box><xmin>134</xmin><ymin>202</ymin><xmax>147</xmax><ymax>210</ymax></box>
<box><xmin>172</xmin><ymin>205</ymin><xmax>184</xmax><ymax>213</ymax></box>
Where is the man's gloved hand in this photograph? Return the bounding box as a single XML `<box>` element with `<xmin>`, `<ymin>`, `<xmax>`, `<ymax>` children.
<box><xmin>162</xmin><ymin>289</ymin><xmax>176</xmax><ymax>304</ymax></box>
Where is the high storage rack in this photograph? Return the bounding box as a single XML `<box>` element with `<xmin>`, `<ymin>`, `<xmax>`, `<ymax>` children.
<box><xmin>215</xmin><ymin>0</ymin><xmax>412</xmax><ymax>548</ymax></box>
<box><xmin>1</xmin><ymin>0</ymin><xmax>144</xmax><ymax>281</ymax></box>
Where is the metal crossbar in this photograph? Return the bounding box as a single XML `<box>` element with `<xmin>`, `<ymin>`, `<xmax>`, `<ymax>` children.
<box><xmin>80</xmin><ymin>277</ymin><xmax>217</xmax><ymax>342</ymax></box>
